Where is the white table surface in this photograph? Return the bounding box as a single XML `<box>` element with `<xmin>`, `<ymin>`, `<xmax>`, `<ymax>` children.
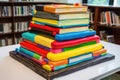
<box><xmin>0</xmin><ymin>41</ymin><xmax>120</xmax><ymax>80</ymax></box>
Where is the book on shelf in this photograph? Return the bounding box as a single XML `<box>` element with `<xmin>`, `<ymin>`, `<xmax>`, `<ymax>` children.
<box><xmin>0</xmin><ymin>6</ymin><xmax>11</xmax><ymax>17</ymax></box>
<box><xmin>14</xmin><ymin>22</ymin><xmax>29</xmax><ymax>32</ymax></box>
<box><xmin>90</xmin><ymin>12</ymin><xmax>94</xmax><ymax>23</ymax></box>
<box><xmin>105</xmin><ymin>11</ymin><xmax>111</xmax><ymax>25</ymax></box>
<box><xmin>0</xmin><ymin>37</ymin><xmax>13</xmax><ymax>47</ymax></box>
<box><xmin>34</xmin><ymin>11</ymin><xmax>90</xmax><ymax>20</ymax></box>
<box><xmin>15</xmin><ymin>37</ymin><xmax>22</xmax><ymax>44</ymax></box>
<box><xmin>13</xmin><ymin>6</ymin><xmax>35</xmax><ymax>16</ymax></box>
<box><xmin>106</xmin><ymin>35</ymin><xmax>115</xmax><ymax>43</ymax></box>
<box><xmin>35</xmin><ymin>4</ymin><xmax>88</xmax><ymax>13</ymax></box>
<box><xmin>99</xmin><ymin>30</ymin><xmax>107</xmax><ymax>40</ymax></box>
<box><xmin>0</xmin><ymin>23</ymin><xmax>12</xmax><ymax>33</ymax></box>
<box><xmin>0</xmin><ymin>38</ymin><xmax>6</xmax><ymax>47</ymax></box>
<box><xmin>100</xmin><ymin>11</ymin><xmax>120</xmax><ymax>26</ymax></box>
<box><xmin>7</xmin><ymin>38</ymin><xmax>13</xmax><ymax>45</ymax></box>
<box><xmin>99</xmin><ymin>31</ymin><xmax>115</xmax><ymax>43</ymax></box>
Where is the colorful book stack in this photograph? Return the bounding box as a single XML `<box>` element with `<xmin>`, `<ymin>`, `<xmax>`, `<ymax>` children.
<box><xmin>14</xmin><ymin>4</ymin><xmax>113</xmax><ymax>72</ymax></box>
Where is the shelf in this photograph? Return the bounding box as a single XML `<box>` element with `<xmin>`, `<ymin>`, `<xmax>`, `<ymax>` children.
<box><xmin>98</xmin><ymin>24</ymin><xmax>120</xmax><ymax>29</ymax></box>
<box><xmin>0</xmin><ymin>32</ymin><xmax>13</xmax><ymax>37</ymax></box>
<box><xmin>0</xmin><ymin>17</ymin><xmax>12</xmax><ymax>23</ymax></box>
<box><xmin>0</xmin><ymin>2</ymin><xmax>13</xmax><ymax>6</ymax></box>
<box><xmin>14</xmin><ymin>16</ymin><xmax>32</xmax><ymax>22</ymax></box>
<box><xmin>14</xmin><ymin>31</ymin><xmax>28</xmax><ymax>34</ymax></box>
<box><xmin>0</xmin><ymin>31</ymin><xmax>27</xmax><ymax>36</ymax></box>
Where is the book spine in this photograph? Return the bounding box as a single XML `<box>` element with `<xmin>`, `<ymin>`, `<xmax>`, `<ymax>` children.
<box><xmin>44</xmin><ymin>6</ymin><xmax>55</xmax><ymax>13</ymax></box>
<box><xmin>0</xmin><ymin>6</ymin><xmax>11</xmax><ymax>17</ymax></box>
<box><xmin>14</xmin><ymin>22</ymin><xmax>28</xmax><ymax>32</ymax></box>
<box><xmin>29</xmin><ymin>22</ymin><xmax>60</xmax><ymax>35</ymax></box>
<box><xmin>30</xmin><ymin>28</ymin><xmax>54</xmax><ymax>36</ymax></box>
<box><xmin>34</xmin><ymin>11</ymin><xmax>59</xmax><ymax>20</ymax></box>
<box><xmin>20</xmin><ymin>41</ymin><xmax>48</xmax><ymax>57</ymax></box>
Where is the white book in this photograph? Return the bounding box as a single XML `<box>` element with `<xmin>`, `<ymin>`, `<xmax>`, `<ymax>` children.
<box><xmin>1</xmin><ymin>39</ymin><xmax>6</xmax><ymax>46</ymax></box>
<box><xmin>68</xmin><ymin>53</ymin><xmax>93</xmax><ymax>64</ymax></box>
<box><xmin>7</xmin><ymin>38</ymin><xmax>12</xmax><ymax>45</ymax></box>
<box><xmin>3</xmin><ymin>23</ymin><xmax>9</xmax><ymax>33</ymax></box>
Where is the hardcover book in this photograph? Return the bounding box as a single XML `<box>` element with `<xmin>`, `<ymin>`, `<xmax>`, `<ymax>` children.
<box><xmin>32</xmin><ymin>17</ymin><xmax>89</xmax><ymax>28</ymax></box>
<box><xmin>34</xmin><ymin>11</ymin><xmax>89</xmax><ymax>20</ymax></box>
<box><xmin>22</xmin><ymin>30</ymin><xmax>96</xmax><ymax>42</ymax></box>
<box><xmin>29</xmin><ymin>22</ymin><xmax>89</xmax><ymax>36</ymax></box>
<box><xmin>36</xmin><ymin>4</ymin><xmax>88</xmax><ymax>13</ymax></box>
<box><xmin>22</xmin><ymin>32</ymin><xmax>99</xmax><ymax>49</ymax></box>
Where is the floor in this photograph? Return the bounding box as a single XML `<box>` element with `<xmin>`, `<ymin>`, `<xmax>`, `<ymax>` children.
<box><xmin>101</xmin><ymin>73</ymin><xmax>120</xmax><ymax>80</ymax></box>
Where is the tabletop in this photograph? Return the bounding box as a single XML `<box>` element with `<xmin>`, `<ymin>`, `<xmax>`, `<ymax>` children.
<box><xmin>0</xmin><ymin>41</ymin><xmax>120</xmax><ymax>80</ymax></box>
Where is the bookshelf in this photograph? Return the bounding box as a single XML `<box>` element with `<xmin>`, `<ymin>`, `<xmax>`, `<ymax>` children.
<box><xmin>0</xmin><ymin>1</ymin><xmax>64</xmax><ymax>47</ymax></box>
<box><xmin>86</xmin><ymin>4</ymin><xmax>120</xmax><ymax>45</ymax></box>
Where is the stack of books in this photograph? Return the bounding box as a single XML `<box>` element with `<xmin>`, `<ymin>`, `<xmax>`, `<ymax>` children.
<box><xmin>11</xmin><ymin>4</ymin><xmax>115</xmax><ymax>73</ymax></box>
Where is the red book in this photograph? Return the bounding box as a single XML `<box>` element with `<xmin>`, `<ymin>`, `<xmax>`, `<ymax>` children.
<box><xmin>29</xmin><ymin>22</ymin><xmax>89</xmax><ymax>36</ymax></box>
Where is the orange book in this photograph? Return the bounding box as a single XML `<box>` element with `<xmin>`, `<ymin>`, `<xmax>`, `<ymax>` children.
<box><xmin>36</xmin><ymin>4</ymin><xmax>88</xmax><ymax>13</ymax></box>
<box><xmin>93</xmin><ymin>49</ymin><xmax>107</xmax><ymax>57</ymax></box>
<box><xmin>105</xmin><ymin>11</ymin><xmax>111</xmax><ymax>25</ymax></box>
<box><xmin>48</xmin><ymin>59</ymin><xmax>68</xmax><ymax>67</ymax></box>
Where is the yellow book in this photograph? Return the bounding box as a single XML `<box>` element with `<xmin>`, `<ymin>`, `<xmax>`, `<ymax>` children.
<box><xmin>47</xmin><ymin>43</ymin><xmax>103</xmax><ymax>61</ymax></box>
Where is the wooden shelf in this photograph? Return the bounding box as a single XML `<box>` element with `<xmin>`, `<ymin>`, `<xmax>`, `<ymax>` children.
<box><xmin>0</xmin><ymin>32</ymin><xmax>13</xmax><ymax>37</ymax></box>
<box><xmin>15</xmin><ymin>31</ymin><xmax>27</xmax><ymax>34</ymax></box>
<box><xmin>98</xmin><ymin>24</ymin><xmax>120</xmax><ymax>29</ymax></box>
<box><xmin>14</xmin><ymin>16</ymin><xmax>32</xmax><ymax>22</ymax></box>
<box><xmin>0</xmin><ymin>17</ymin><xmax>12</xmax><ymax>23</ymax></box>
<box><xmin>0</xmin><ymin>1</ymin><xmax>58</xmax><ymax>46</ymax></box>
<box><xmin>0</xmin><ymin>2</ymin><xmax>12</xmax><ymax>6</ymax></box>
<box><xmin>86</xmin><ymin>5</ymin><xmax>120</xmax><ymax>44</ymax></box>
